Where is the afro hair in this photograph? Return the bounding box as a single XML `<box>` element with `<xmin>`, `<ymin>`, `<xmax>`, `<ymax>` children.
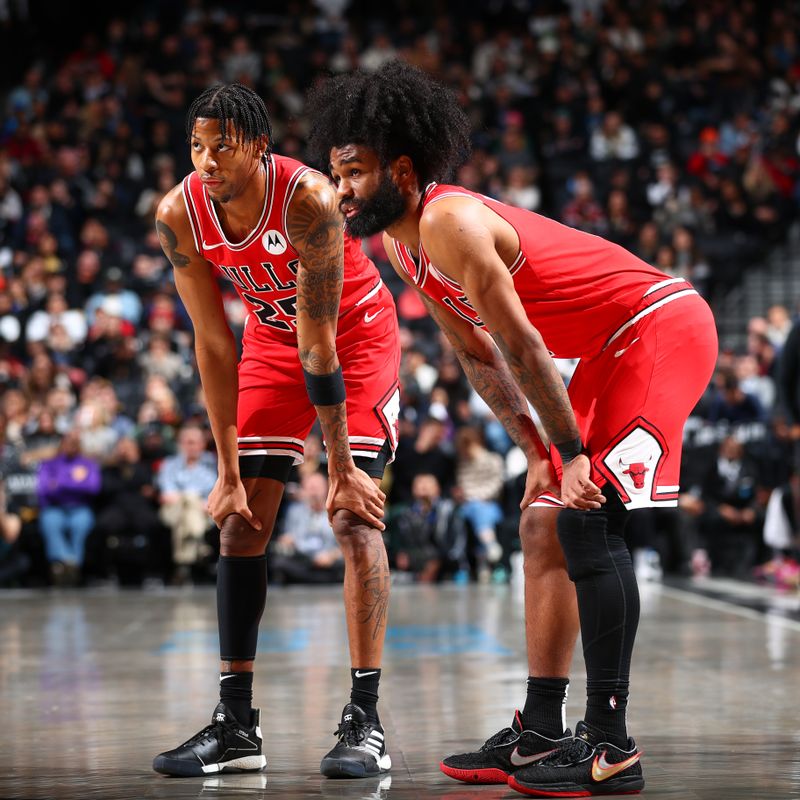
<box><xmin>306</xmin><ymin>60</ymin><xmax>471</xmax><ymax>188</ymax></box>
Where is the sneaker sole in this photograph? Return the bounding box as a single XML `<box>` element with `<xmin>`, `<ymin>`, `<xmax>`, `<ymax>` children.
<box><xmin>507</xmin><ymin>774</ymin><xmax>644</xmax><ymax>797</ymax></box>
<box><xmin>321</xmin><ymin>753</ymin><xmax>391</xmax><ymax>778</ymax></box>
<box><xmin>153</xmin><ymin>754</ymin><xmax>266</xmax><ymax>777</ymax></box>
<box><xmin>439</xmin><ymin>761</ymin><xmax>509</xmax><ymax>784</ymax></box>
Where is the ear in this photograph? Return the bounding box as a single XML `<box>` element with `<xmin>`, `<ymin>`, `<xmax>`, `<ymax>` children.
<box><xmin>391</xmin><ymin>155</ymin><xmax>418</xmax><ymax>192</ymax></box>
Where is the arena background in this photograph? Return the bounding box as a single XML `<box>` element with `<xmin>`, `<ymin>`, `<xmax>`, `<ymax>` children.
<box><xmin>1</xmin><ymin>2</ymin><xmax>800</xmax><ymax>798</ymax></box>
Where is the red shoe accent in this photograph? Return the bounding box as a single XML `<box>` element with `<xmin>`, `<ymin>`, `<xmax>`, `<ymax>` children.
<box><xmin>439</xmin><ymin>761</ymin><xmax>509</xmax><ymax>784</ymax></box>
<box><xmin>507</xmin><ymin>775</ymin><xmax>642</xmax><ymax>797</ymax></box>
<box><xmin>507</xmin><ymin>776</ymin><xmax>589</xmax><ymax>796</ymax></box>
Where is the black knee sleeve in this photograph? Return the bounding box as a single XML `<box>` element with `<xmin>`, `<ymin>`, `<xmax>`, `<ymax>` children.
<box><xmin>217</xmin><ymin>555</ymin><xmax>267</xmax><ymax>662</ymax></box>
<box><xmin>556</xmin><ymin>491</ymin><xmax>630</xmax><ymax>583</ymax></box>
<box><xmin>556</xmin><ymin>489</ymin><xmax>639</xmax><ymax>691</ymax></box>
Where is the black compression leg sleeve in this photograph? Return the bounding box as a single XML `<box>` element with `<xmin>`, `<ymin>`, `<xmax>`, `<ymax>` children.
<box><xmin>556</xmin><ymin>489</ymin><xmax>636</xmax><ymax>747</ymax></box>
<box><xmin>217</xmin><ymin>555</ymin><xmax>267</xmax><ymax>662</ymax></box>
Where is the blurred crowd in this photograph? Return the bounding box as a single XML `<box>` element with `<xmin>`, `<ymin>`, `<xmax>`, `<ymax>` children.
<box><xmin>1</xmin><ymin>0</ymin><xmax>800</xmax><ymax>588</ymax></box>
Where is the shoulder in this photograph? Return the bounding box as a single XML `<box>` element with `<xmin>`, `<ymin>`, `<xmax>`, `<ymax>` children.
<box><xmin>420</xmin><ymin>193</ymin><xmax>487</xmax><ymax>238</ymax></box>
<box><xmin>291</xmin><ymin>170</ymin><xmax>337</xmax><ymax>204</ymax></box>
<box><xmin>156</xmin><ymin>183</ymin><xmax>189</xmax><ymax>226</ymax></box>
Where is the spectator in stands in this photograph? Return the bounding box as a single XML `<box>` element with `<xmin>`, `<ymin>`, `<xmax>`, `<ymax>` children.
<box><xmin>589</xmin><ymin>111</ymin><xmax>639</xmax><ymax>162</ymax></box>
<box><xmin>454</xmin><ymin>426</ymin><xmax>505</xmax><ymax>578</ymax></box>
<box><xmin>36</xmin><ymin>430</ymin><xmax>101</xmax><ymax>585</ymax></box>
<box><xmin>707</xmin><ymin>370</ymin><xmax>767</xmax><ymax>424</ymax></box>
<box><xmin>156</xmin><ymin>423</ymin><xmax>216</xmax><ymax>579</ymax></box>
<box><xmin>270</xmin><ymin>473</ymin><xmax>344</xmax><ymax>585</ymax></box>
<box><xmin>0</xmin><ymin>482</ymin><xmax>27</xmax><ymax>586</ymax></box>
<box><xmin>390</xmin><ymin>473</ymin><xmax>467</xmax><ymax>583</ymax></box>
<box><xmin>390</xmin><ymin>409</ymin><xmax>455</xmax><ymax>506</ymax></box>
<box><xmin>682</xmin><ymin>436</ymin><xmax>765</xmax><ymax>577</ymax></box>
<box><xmin>94</xmin><ymin>437</ymin><xmax>164</xmax><ymax>585</ymax></box>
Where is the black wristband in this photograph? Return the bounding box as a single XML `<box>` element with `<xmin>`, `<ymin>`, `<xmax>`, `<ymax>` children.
<box><xmin>555</xmin><ymin>436</ymin><xmax>585</xmax><ymax>464</ymax></box>
<box><xmin>303</xmin><ymin>365</ymin><xmax>346</xmax><ymax>406</ymax></box>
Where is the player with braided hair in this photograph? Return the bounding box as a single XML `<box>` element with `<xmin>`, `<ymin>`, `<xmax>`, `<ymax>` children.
<box><xmin>308</xmin><ymin>61</ymin><xmax>717</xmax><ymax>796</ymax></box>
<box><xmin>151</xmin><ymin>83</ymin><xmax>399</xmax><ymax>779</ymax></box>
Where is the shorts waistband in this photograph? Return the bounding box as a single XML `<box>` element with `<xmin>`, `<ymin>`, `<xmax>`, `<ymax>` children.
<box><xmin>602</xmin><ymin>278</ymin><xmax>698</xmax><ymax>352</ymax></box>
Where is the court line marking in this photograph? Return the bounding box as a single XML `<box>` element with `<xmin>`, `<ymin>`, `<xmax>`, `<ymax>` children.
<box><xmin>658</xmin><ymin>583</ymin><xmax>800</xmax><ymax>633</ymax></box>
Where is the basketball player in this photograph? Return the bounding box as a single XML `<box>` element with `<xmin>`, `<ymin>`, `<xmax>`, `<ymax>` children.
<box><xmin>308</xmin><ymin>61</ymin><xmax>718</xmax><ymax>797</ymax></box>
<box><xmin>151</xmin><ymin>84</ymin><xmax>399</xmax><ymax>780</ymax></box>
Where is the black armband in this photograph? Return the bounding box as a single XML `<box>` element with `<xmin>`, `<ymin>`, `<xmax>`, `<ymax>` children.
<box><xmin>303</xmin><ymin>365</ymin><xmax>346</xmax><ymax>406</ymax></box>
<box><xmin>555</xmin><ymin>436</ymin><xmax>586</xmax><ymax>464</ymax></box>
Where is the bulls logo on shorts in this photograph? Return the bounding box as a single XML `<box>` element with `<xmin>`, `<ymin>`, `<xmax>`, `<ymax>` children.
<box><xmin>597</xmin><ymin>418</ymin><xmax>678</xmax><ymax>509</ymax></box>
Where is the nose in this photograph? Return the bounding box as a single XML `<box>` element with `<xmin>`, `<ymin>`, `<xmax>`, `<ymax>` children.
<box><xmin>199</xmin><ymin>148</ymin><xmax>218</xmax><ymax>174</ymax></box>
<box><xmin>336</xmin><ymin>178</ymin><xmax>351</xmax><ymax>201</ymax></box>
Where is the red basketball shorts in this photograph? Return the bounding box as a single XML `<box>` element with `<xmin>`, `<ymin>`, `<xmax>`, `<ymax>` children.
<box><xmin>236</xmin><ymin>282</ymin><xmax>400</xmax><ymax>479</ymax></box>
<box><xmin>543</xmin><ymin>291</ymin><xmax>718</xmax><ymax>511</ymax></box>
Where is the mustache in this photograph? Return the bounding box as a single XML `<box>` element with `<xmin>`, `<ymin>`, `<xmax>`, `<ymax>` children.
<box><xmin>340</xmin><ymin>199</ymin><xmax>361</xmax><ymax>213</ymax></box>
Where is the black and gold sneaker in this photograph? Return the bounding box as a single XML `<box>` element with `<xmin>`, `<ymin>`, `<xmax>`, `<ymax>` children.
<box><xmin>440</xmin><ymin>710</ymin><xmax>572</xmax><ymax>784</ymax></box>
<box><xmin>507</xmin><ymin>720</ymin><xmax>643</xmax><ymax>796</ymax></box>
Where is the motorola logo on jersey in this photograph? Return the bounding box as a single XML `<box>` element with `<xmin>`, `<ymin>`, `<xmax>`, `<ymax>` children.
<box><xmin>262</xmin><ymin>230</ymin><xmax>287</xmax><ymax>255</ymax></box>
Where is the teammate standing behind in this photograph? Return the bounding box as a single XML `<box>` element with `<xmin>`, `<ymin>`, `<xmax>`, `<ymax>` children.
<box><xmin>308</xmin><ymin>61</ymin><xmax>718</xmax><ymax>797</ymax></box>
<box><xmin>151</xmin><ymin>84</ymin><xmax>399</xmax><ymax>780</ymax></box>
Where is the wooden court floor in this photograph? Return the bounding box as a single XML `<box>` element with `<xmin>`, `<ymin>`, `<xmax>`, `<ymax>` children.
<box><xmin>2</xmin><ymin>579</ymin><xmax>800</xmax><ymax>799</ymax></box>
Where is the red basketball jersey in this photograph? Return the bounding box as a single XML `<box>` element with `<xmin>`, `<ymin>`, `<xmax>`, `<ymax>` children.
<box><xmin>182</xmin><ymin>154</ymin><xmax>382</xmax><ymax>348</ymax></box>
<box><xmin>389</xmin><ymin>183</ymin><xmax>693</xmax><ymax>359</ymax></box>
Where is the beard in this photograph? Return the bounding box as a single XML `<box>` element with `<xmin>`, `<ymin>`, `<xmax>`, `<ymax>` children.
<box><xmin>344</xmin><ymin>172</ymin><xmax>406</xmax><ymax>239</ymax></box>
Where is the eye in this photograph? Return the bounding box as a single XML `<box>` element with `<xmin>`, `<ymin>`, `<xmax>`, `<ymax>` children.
<box><xmin>217</xmin><ymin>142</ymin><xmax>230</xmax><ymax>152</ymax></box>
<box><xmin>350</xmin><ymin>169</ymin><xmax>360</xmax><ymax>176</ymax></box>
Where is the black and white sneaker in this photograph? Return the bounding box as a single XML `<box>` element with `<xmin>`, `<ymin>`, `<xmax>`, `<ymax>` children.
<box><xmin>320</xmin><ymin>703</ymin><xmax>391</xmax><ymax>778</ymax></box>
<box><xmin>153</xmin><ymin>702</ymin><xmax>267</xmax><ymax>777</ymax></box>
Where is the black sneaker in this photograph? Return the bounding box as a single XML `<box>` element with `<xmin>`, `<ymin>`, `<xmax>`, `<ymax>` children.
<box><xmin>440</xmin><ymin>710</ymin><xmax>572</xmax><ymax>784</ymax></box>
<box><xmin>320</xmin><ymin>703</ymin><xmax>391</xmax><ymax>778</ymax></box>
<box><xmin>507</xmin><ymin>720</ymin><xmax>644</xmax><ymax>796</ymax></box>
<box><xmin>153</xmin><ymin>702</ymin><xmax>267</xmax><ymax>777</ymax></box>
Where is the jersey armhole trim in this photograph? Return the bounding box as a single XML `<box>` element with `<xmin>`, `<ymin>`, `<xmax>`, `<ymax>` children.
<box><xmin>282</xmin><ymin>166</ymin><xmax>323</xmax><ymax>250</ymax></box>
<box><xmin>181</xmin><ymin>175</ymin><xmax>203</xmax><ymax>254</ymax></box>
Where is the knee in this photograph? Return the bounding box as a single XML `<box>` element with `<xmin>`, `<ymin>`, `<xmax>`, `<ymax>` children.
<box><xmin>556</xmin><ymin>508</ymin><xmax>629</xmax><ymax>583</ymax></box>
<box><xmin>519</xmin><ymin>507</ymin><xmax>567</xmax><ymax>575</ymax></box>
<box><xmin>220</xmin><ymin>515</ymin><xmax>268</xmax><ymax>558</ymax></box>
<box><xmin>332</xmin><ymin>509</ymin><xmax>383</xmax><ymax>557</ymax></box>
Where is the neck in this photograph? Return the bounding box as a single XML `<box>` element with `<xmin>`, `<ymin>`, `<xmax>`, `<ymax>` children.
<box><xmin>214</xmin><ymin>159</ymin><xmax>268</xmax><ymax>234</ymax></box>
<box><xmin>385</xmin><ymin>184</ymin><xmax>425</xmax><ymax>254</ymax></box>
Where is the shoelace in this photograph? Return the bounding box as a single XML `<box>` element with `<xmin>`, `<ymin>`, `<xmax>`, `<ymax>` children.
<box><xmin>185</xmin><ymin>718</ymin><xmax>241</xmax><ymax>749</ymax></box>
<box><xmin>480</xmin><ymin>726</ymin><xmax>518</xmax><ymax>751</ymax></box>
<box><xmin>539</xmin><ymin>735</ymin><xmax>592</xmax><ymax>766</ymax></box>
<box><xmin>334</xmin><ymin>719</ymin><xmax>370</xmax><ymax>747</ymax></box>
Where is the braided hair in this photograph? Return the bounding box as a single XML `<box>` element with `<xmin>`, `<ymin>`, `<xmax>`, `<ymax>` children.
<box><xmin>186</xmin><ymin>83</ymin><xmax>274</xmax><ymax>156</ymax></box>
<box><xmin>306</xmin><ymin>60</ymin><xmax>471</xmax><ymax>187</ymax></box>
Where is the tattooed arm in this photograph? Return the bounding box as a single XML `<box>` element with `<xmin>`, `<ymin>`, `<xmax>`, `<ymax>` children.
<box><xmin>384</xmin><ymin>233</ymin><xmax>556</xmax><ymax>506</ymax></box>
<box><xmin>287</xmin><ymin>174</ymin><xmax>385</xmax><ymax>529</ymax></box>
<box><xmin>155</xmin><ymin>186</ymin><xmax>260</xmax><ymax>530</ymax></box>
<box><xmin>418</xmin><ymin>199</ymin><xmax>604</xmax><ymax>510</ymax></box>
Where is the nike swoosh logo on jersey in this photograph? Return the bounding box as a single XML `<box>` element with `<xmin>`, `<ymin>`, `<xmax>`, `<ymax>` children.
<box><xmin>202</xmin><ymin>240</ymin><xmax>225</xmax><ymax>249</ymax></box>
<box><xmin>614</xmin><ymin>337</ymin><xmax>640</xmax><ymax>358</ymax></box>
<box><xmin>364</xmin><ymin>308</ymin><xmax>385</xmax><ymax>324</ymax></box>
<box><xmin>509</xmin><ymin>746</ymin><xmax>558</xmax><ymax>766</ymax></box>
<box><xmin>354</xmin><ymin>670</ymin><xmax>378</xmax><ymax>678</ymax></box>
<box><xmin>591</xmin><ymin>750</ymin><xmax>642</xmax><ymax>782</ymax></box>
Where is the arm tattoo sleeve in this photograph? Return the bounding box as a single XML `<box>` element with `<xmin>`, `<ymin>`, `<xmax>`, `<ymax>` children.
<box><xmin>492</xmin><ymin>330</ymin><xmax>580</xmax><ymax>446</ymax></box>
<box><xmin>288</xmin><ymin>190</ymin><xmax>344</xmax><ymax>338</ymax></box>
<box><xmin>155</xmin><ymin>220</ymin><xmax>191</xmax><ymax>268</ymax></box>
<box><xmin>421</xmin><ymin>295</ymin><xmax>543</xmax><ymax>457</ymax></box>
